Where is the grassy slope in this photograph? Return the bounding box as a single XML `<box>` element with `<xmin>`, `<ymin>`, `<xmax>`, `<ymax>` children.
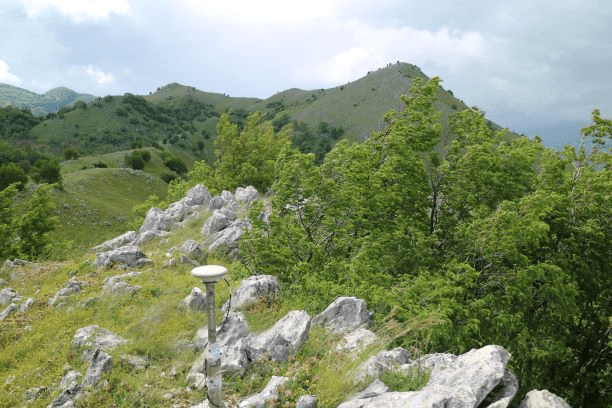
<box><xmin>0</xmin><ymin>213</ymin><xmax>428</xmax><ymax>408</ymax></box>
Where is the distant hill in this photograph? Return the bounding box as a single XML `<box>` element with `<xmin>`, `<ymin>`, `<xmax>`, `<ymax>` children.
<box><xmin>0</xmin><ymin>83</ymin><xmax>97</xmax><ymax>116</ymax></box>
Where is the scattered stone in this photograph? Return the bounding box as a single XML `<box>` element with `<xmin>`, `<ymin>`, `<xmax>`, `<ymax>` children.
<box><xmin>183</xmin><ymin>287</ymin><xmax>207</xmax><ymax>312</ymax></box>
<box><xmin>235</xmin><ymin>186</ymin><xmax>260</xmax><ymax>206</ymax></box>
<box><xmin>49</xmin><ymin>277</ymin><xmax>83</xmax><ymax>306</ymax></box>
<box><xmin>296</xmin><ymin>395</ymin><xmax>318</xmax><ymax>408</ymax></box>
<box><xmin>224</xmin><ymin>275</ymin><xmax>280</xmax><ymax>311</ymax></box>
<box><xmin>121</xmin><ymin>354</ymin><xmax>148</xmax><ymax>371</ymax></box>
<box><xmin>350</xmin><ymin>379</ymin><xmax>388</xmax><ymax>400</ymax></box>
<box><xmin>238</xmin><ymin>375</ymin><xmax>289</xmax><ymax>408</ymax></box>
<box><xmin>19</xmin><ymin>297</ymin><xmax>35</xmax><ymax>312</ymax></box>
<box><xmin>92</xmin><ymin>231</ymin><xmax>137</xmax><ymax>252</ymax></box>
<box><xmin>202</xmin><ymin>208</ymin><xmax>237</xmax><ymax>236</ymax></box>
<box><xmin>59</xmin><ymin>369</ymin><xmax>82</xmax><ymax>391</ymax></box>
<box><xmin>95</xmin><ymin>245</ymin><xmax>152</xmax><ymax>269</ymax></box>
<box><xmin>72</xmin><ymin>325</ymin><xmax>126</xmax><ymax>360</ymax></box>
<box><xmin>5</xmin><ymin>375</ymin><xmax>15</xmax><ymax>384</ymax></box>
<box><xmin>49</xmin><ymin>370</ymin><xmax>82</xmax><ymax>408</ymax></box>
<box><xmin>83</xmin><ymin>349</ymin><xmax>113</xmax><ymax>387</ymax></box>
<box><xmin>23</xmin><ymin>386</ymin><xmax>46</xmax><ymax>402</ymax></box>
<box><xmin>208</xmin><ymin>195</ymin><xmax>225</xmax><ymax>210</ymax></box>
<box><xmin>186</xmin><ymin>372</ymin><xmax>206</xmax><ymax>390</ymax></box>
<box><xmin>102</xmin><ymin>272</ymin><xmax>142</xmax><ymax>295</ymax></box>
<box><xmin>181</xmin><ymin>239</ymin><xmax>204</xmax><ymax>258</ymax></box>
<box><xmin>180</xmin><ymin>254</ymin><xmax>199</xmax><ymax>266</ymax></box>
<box><xmin>354</xmin><ymin>347</ymin><xmax>412</xmax><ymax>383</ymax></box>
<box><xmin>0</xmin><ymin>303</ymin><xmax>18</xmax><ymax>320</ymax></box>
<box><xmin>81</xmin><ymin>297</ymin><xmax>97</xmax><ymax>308</ymax></box>
<box><xmin>337</xmin><ymin>328</ymin><xmax>378</xmax><ymax>353</ymax></box>
<box><xmin>246</xmin><ymin>310</ymin><xmax>311</xmax><ymax>363</ymax></box>
<box><xmin>312</xmin><ymin>297</ymin><xmax>372</xmax><ymax>334</ymax></box>
<box><xmin>135</xmin><ymin>229</ymin><xmax>167</xmax><ymax>245</ymax></box>
<box><xmin>0</xmin><ymin>287</ymin><xmax>20</xmax><ymax>305</ymax></box>
<box><xmin>206</xmin><ymin>220</ymin><xmax>250</xmax><ymax>253</ymax></box>
<box><xmin>519</xmin><ymin>390</ymin><xmax>571</xmax><ymax>408</ymax></box>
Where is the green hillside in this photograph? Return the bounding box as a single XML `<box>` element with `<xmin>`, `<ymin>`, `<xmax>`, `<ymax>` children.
<box><xmin>0</xmin><ymin>84</ymin><xmax>96</xmax><ymax>116</ymax></box>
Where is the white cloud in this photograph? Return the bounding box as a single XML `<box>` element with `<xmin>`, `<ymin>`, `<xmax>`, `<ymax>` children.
<box><xmin>0</xmin><ymin>59</ymin><xmax>21</xmax><ymax>85</ymax></box>
<box><xmin>297</xmin><ymin>21</ymin><xmax>487</xmax><ymax>86</ymax></box>
<box><xmin>85</xmin><ymin>66</ymin><xmax>115</xmax><ymax>86</ymax></box>
<box><xmin>20</xmin><ymin>0</ymin><xmax>131</xmax><ymax>22</ymax></box>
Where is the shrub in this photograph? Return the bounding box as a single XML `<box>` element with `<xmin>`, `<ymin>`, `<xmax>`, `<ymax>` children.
<box><xmin>125</xmin><ymin>153</ymin><xmax>145</xmax><ymax>170</ymax></box>
<box><xmin>0</xmin><ymin>163</ymin><xmax>27</xmax><ymax>191</ymax></box>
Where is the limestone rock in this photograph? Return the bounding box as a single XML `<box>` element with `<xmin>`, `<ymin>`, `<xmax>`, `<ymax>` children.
<box><xmin>208</xmin><ymin>195</ymin><xmax>225</xmax><ymax>210</ymax></box>
<box><xmin>235</xmin><ymin>186</ymin><xmax>259</xmax><ymax>206</ymax></box>
<box><xmin>83</xmin><ymin>349</ymin><xmax>113</xmax><ymax>386</ymax></box>
<box><xmin>95</xmin><ymin>245</ymin><xmax>152</xmax><ymax>268</ymax></box>
<box><xmin>92</xmin><ymin>231</ymin><xmax>137</xmax><ymax>252</ymax></box>
<box><xmin>183</xmin><ymin>287</ymin><xmax>207</xmax><ymax>312</ymax></box>
<box><xmin>72</xmin><ymin>325</ymin><xmax>126</xmax><ymax>359</ymax></box>
<box><xmin>246</xmin><ymin>310</ymin><xmax>311</xmax><ymax>363</ymax></box>
<box><xmin>206</xmin><ymin>220</ymin><xmax>250</xmax><ymax>253</ymax></box>
<box><xmin>0</xmin><ymin>287</ymin><xmax>20</xmax><ymax>305</ymax></box>
<box><xmin>224</xmin><ymin>274</ymin><xmax>280</xmax><ymax>311</ymax></box>
<box><xmin>296</xmin><ymin>395</ymin><xmax>318</xmax><ymax>408</ymax></box>
<box><xmin>102</xmin><ymin>272</ymin><xmax>142</xmax><ymax>295</ymax></box>
<box><xmin>313</xmin><ymin>297</ymin><xmax>372</xmax><ymax>334</ymax></box>
<box><xmin>519</xmin><ymin>390</ymin><xmax>571</xmax><ymax>408</ymax></box>
<box><xmin>350</xmin><ymin>379</ymin><xmax>389</xmax><ymax>401</ymax></box>
<box><xmin>354</xmin><ymin>348</ymin><xmax>412</xmax><ymax>383</ymax></box>
<box><xmin>24</xmin><ymin>386</ymin><xmax>46</xmax><ymax>402</ymax></box>
<box><xmin>181</xmin><ymin>239</ymin><xmax>204</xmax><ymax>258</ymax></box>
<box><xmin>184</xmin><ymin>184</ymin><xmax>212</xmax><ymax>207</ymax></box>
<box><xmin>49</xmin><ymin>277</ymin><xmax>83</xmax><ymax>306</ymax></box>
<box><xmin>238</xmin><ymin>375</ymin><xmax>289</xmax><ymax>408</ymax></box>
<box><xmin>337</xmin><ymin>328</ymin><xmax>378</xmax><ymax>353</ymax></box>
<box><xmin>0</xmin><ymin>303</ymin><xmax>18</xmax><ymax>320</ymax></box>
<box><xmin>202</xmin><ymin>208</ymin><xmax>237</xmax><ymax>236</ymax></box>
<box><xmin>121</xmin><ymin>354</ymin><xmax>148</xmax><ymax>371</ymax></box>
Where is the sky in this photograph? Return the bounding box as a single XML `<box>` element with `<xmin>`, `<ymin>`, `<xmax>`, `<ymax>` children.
<box><xmin>1</xmin><ymin>0</ymin><xmax>611</xmax><ymax>147</ymax></box>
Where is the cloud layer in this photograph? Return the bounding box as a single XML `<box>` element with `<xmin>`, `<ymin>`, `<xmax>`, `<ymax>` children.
<box><xmin>1</xmin><ymin>0</ymin><xmax>610</xmax><ymax>141</ymax></box>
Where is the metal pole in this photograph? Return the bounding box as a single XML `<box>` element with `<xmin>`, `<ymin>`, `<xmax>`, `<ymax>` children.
<box><xmin>206</xmin><ymin>282</ymin><xmax>223</xmax><ymax>407</ymax></box>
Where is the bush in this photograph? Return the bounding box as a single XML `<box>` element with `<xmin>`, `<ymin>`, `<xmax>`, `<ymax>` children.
<box><xmin>125</xmin><ymin>153</ymin><xmax>145</xmax><ymax>170</ymax></box>
<box><xmin>161</xmin><ymin>152</ymin><xmax>187</xmax><ymax>175</ymax></box>
<box><xmin>64</xmin><ymin>147</ymin><xmax>79</xmax><ymax>160</ymax></box>
<box><xmin>32</xmin><ymin>159</ymin><xmax>62</xmax><ymax>187</ymax></box>
<box><xmin>0</xmin><ymin>163</ymin><xmax>27</xmax><ymax>191</ymax></box>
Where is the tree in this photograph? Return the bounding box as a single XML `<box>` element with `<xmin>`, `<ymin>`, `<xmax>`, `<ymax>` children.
<box><xmin>0</xmin><ymin>163</ymin><xmax>27</xmax><ymax>191</ymax></box>
<box><xmin>32</xmin><ymin>159</ymin><xmax>63</xmax><ymax>187</ymax></box>
<box><xmin>0</xmin><ymin>184</ymin><xmax>17</xmax><ymax>259</ymax></box>
<box><xmin>15</xmin><ymin>184</ymin><xmax>58</xmax><ymax>259</ymax></box>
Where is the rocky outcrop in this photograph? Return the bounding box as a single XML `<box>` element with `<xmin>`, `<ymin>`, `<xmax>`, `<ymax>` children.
<box><xmin>183</xmin><ymin>287</ymin><xmax>207</xmax><ymax>312</ymax></box>
<box><xmin>238</xmin><ymin>375</ymin><xmax>289</xmax><ymax>408</ymax></box>
<box><xmin>339</xmin><ymin>345</ymin><xmax>516</xmax><ymax>408</ymax></box>
<box><xmin>223</xmin><ymin>274</ymin><xmax>280</xmax><ymax>311</ymax></box>
<box><xmin>92</xmin><ymin>231</ymin><xmax>138</xmax><ymax>252</ymax></box>
<box><xmin>246</xmin><ymin>310</ymin><xmax>311</xmax><ymax>363</ymax></box>
<box><xmin>49</xmin><ymin>277</ymin><xmax>83</xmax><ymax>307</ymax></box>
<box><xmin>101</xmin><ymin>272</ymin><xmax>142</xmax><ymax>296</ymax></box>
<box><xmin>95</xmin><ymin>245</ymin><xmax>152</xmax><ymax>269</ymax></box>
<box><xmin>519</xmin><ymin>390</ymin><xmax>571</xmax><ymax>408</ymax></box>
<box><xmin>312</xmin><ymin>296</ymin><xmax>372</xmax><ymax>334</ymax></box>
<box><xmin>72</xmin><ymin>325</ymin><xmax>126</xmax><ymax>361</ymax></box>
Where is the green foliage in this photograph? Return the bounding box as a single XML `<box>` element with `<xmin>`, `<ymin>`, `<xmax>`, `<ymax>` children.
<box><xmin>379</xmin><ymin>367</ymin><xmax>431</xmax><ymax>392</ymax></box>
<box><xmin>161</xmin><ymin>152</ymin><xmax>187</xmax><ymax>175</ymax></box>
<box><xmin>241</xmin><ymin>77</ymin><xmax>612</xmax><ymax>406</ymax></box>
<box><xmin>63</xmin><ymin>147</ymin><xmax>79</xmax><ymax>160</ymax></box>
<box><xmin>0</xmin><ymin>163</ymin><xmax>27</xmax><ymax>191</ymax></box>
<box><xmin>31</xmin><ymin>159</ymin><xmax>63</xmax><ymax>187</ymax></box>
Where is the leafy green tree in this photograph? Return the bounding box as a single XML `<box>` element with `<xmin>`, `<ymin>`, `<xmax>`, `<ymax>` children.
<box><xmin>32</xmin><ymin>159</ymin><xmax>63</xmax><ymax>187</ymax></box>
<box><xmin>125</xmin><ymin>153</ymin><xmax>145</xmax><ymax>170</ymax></box>
<box><xmin>0</xmin><ymin>163</ymin><xmax>27</xmax><ymax>191</ymax></box>
<box><xmin>15</xmin><ymin>184</ymin><xmax>58</xmax><ymax>260</ymax></box>
<box><xmin>0</xmin><ymin>184</ymin><xmax>17</xmax><ymax>259</ymax></box>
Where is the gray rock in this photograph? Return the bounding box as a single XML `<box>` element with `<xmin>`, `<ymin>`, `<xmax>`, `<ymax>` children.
<box><xmin>208</xmin><ymin>195</ymin><xmax>225</xmax><ymax>210</ymax></box>
<box><xmin>206</xmin><ymin>221</ymin><xmax>250</xmax><ymax>253</ymax></box>
<box><xmin>0</xmin><ymin>287</ymin><xmax>20</xmax><ymax>305</ymax></box>
<box><xmin>121</xmin><ymin>354</ymin><xmax>148</xmax><ymax>371</ymax></box>
<box><xmin>181</xmin><ymin>239</ymin><xmax>204</xmax><ymax>258</ymax></box>
<box><xmin>350</xmin><ymin>379</ymin><xmax>389</xmax><ymax>400</ymax></box>
<box><xmin>72</xmin><ymin>325</ymin><xmax>126</xmax><ymax>358</ymax></box>
<box><xmin>95</xmin><ymin>245</ymin><xmax>152</xmax><ymax>268</ymax></box>
<box><xmin>135</xmin><ymin>229</ymin><xmax>167</xmax><ymax>245</ymax></box>
<box><xmin>49</xmin><ymin>277</ymin><xmax>83</xmax><ymax>306</ymax></box>
<box><xmin>183</xmin><ymin>287</ymin><xmax>207</xmax><ymax>312</ymax></box>
<box><xmin>102</xmin><ymin>272</ymin><xmax>142</xmax><ymax>295</ymax></box>
<box><xmin>224</xmin><ymin>275</ymin><xmax>280</xmax><ymax>311</ymax></box>
<box><xmin>235</xmin><ymin>186</ymin><xmax>260</xmax><ymax>206</ymax></box>
<box><xmin>481</xmin><ymin>370</ymin><xmax>519</xmax><ymax>408</ymax></box>
<box><xmin>140</xmin><ymin>207</ymin><xmax>173</xmax><ymax>233</ymax></box>
<box><xmin>0</xmin><ymin>303</ymin><xmax>18</xmax><ymax>320</ymax></box>
<box><xmin>202</xmin><ymin>208</ymin><xmax>237</xmax><ymax>236</ymax></box>
<box><xmin>238</xmin><ymin>375</ymin><xmax>289</xmax><ymax>408</ymax></box>
<box><xmin>296</xmin><ymin>395</ymin><xmax>318</xmax><ymax>408</ymax></box>
<box><xmin>24</xmin><ymin>386</ymin><xmax>46</xmax><ymax>402</ymax></box>
<box><xmin>519</xmin><ymin>390</ymin><xmax>571</xmax><ymax>408</ymax></box>
<box><xmin>337</xmin><ymin>328</ymin><xmax>378</xmax><ymax>353</ymax></box>
<box><xmin>184</xmin><ymin>184</ymin><xmax>212</xmax><ymax>207</ymax></box>
<box><xmin>186</xmin><ymin>372</ymin><xmax>207</xmax><ymax>390</ymax></box>
<box><xmin>92</xmin><ymin>231</ymin><xmax>137</xmax><ymax>252</ymax></box>
<box><xmin>59</xmin><ymin>369</ymin><xmax>82</xmax><ymax>391</ymax></box>
<box><xmin>83</xmin><ymin>349</ymin><xmax>113</xmax><ymax>386</ymax></box>
<box><xmin>221</xmin><ymin>190</ymin><xmax>237</xmax><ymax>208</ymax></box>
<box><xmin>191</xmin><ymin>311</ymin><xmax>251</xmax><ymax>376</ymax></box>
<box><xmin>354</xmin><ymin>348</ymin><xmax>412</xmax><ymax>383</ymax></box>
<box><xmin>246</xmin><ymin>310</ymin><xmax>311</xmax><ymax>363</ymax></box>
<box><xmin>342</xmin><ymin>345</ymin><xmax>513</xmax><ymax>408</ymax></box>
<box><xmin>19</xmin><ymin>297</ymin><xmax>35</xmax><ymax>312</ymax></box>
<box><xmin>312</xmin><ymin>297</ymin><xmax>372</xmax><ymax>334</ymax></box>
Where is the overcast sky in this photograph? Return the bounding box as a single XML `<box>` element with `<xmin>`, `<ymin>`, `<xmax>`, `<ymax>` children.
<box><xmin>1</xmin><ymin>0</ymin><xmax>610</xmax><ymax>146</ymax></box>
